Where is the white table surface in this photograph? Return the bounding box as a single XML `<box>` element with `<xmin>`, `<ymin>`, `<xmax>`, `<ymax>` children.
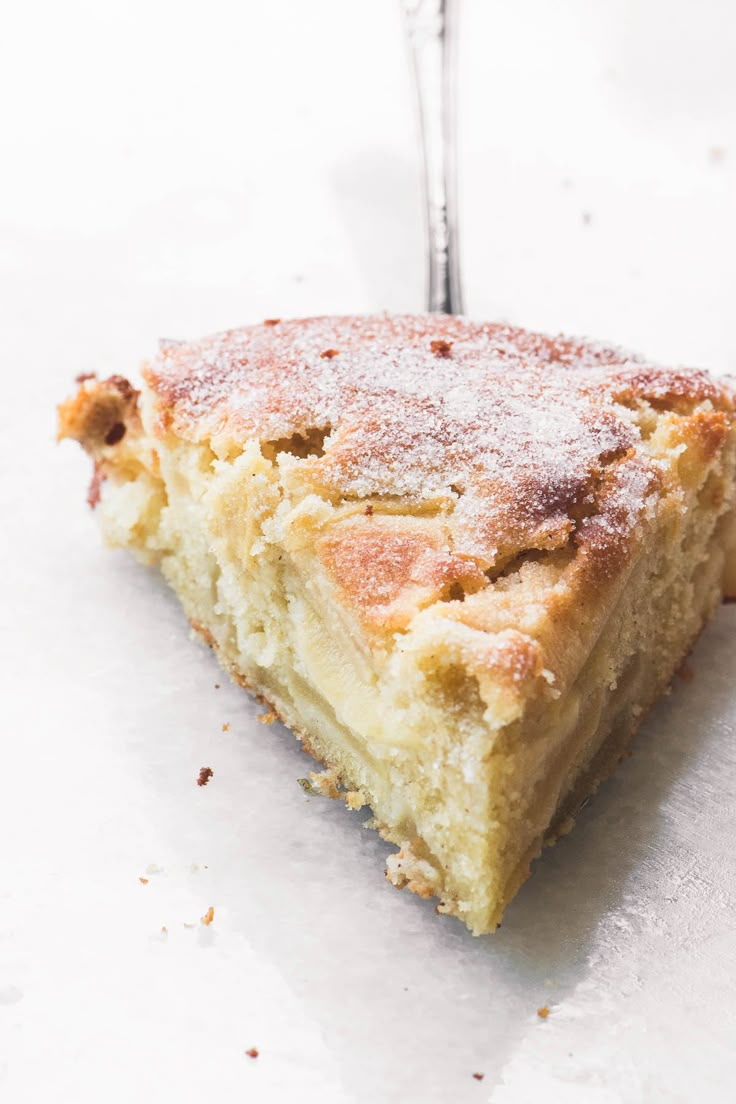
<box><xmin>2</xmin><ymin>2</ymin><xmax>736</xmax><ymax>1100</ymax></box>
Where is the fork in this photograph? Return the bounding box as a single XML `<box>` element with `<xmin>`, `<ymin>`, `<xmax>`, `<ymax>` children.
<box><xmin>401</xmin><ymin>0</ymin><xmax>464</xmax><ymax>315</ymax></box>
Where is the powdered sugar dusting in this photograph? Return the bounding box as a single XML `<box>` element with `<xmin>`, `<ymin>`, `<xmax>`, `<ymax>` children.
<box><xmin>144</xmin><ymin>314</ymin><xmax>723</xmax><ymax>569</ymax></box>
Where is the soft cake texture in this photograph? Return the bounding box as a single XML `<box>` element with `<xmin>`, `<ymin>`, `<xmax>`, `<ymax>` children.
<box><xmin>59</xmin><ymin>314</ymin><xmax>736</xmax><ymax>934</ymax></box>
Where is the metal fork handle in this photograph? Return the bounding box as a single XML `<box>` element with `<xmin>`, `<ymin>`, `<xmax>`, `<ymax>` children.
<box><xmin>401</xmin><ymin>0</ymin><xmax>464</xmax><ymax>315</ymax></box>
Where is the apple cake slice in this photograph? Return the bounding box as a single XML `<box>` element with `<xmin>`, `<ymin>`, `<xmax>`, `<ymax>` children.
<box><xmin>58</xmin><ymin>315</ymin><xmax>736</xmax><ymax>934</ymax></box>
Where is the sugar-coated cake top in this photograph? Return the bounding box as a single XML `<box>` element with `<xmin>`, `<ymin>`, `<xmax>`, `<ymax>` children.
<box><xmin>144</xmin><ymin>314</ymin><xmax>731</xmax><ymax>577</ymax></box>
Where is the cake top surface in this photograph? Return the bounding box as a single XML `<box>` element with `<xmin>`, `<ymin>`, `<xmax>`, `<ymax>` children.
<box><xmin>144</xmin><ymin>314</ymin><xmax>732</xmax><ymax>578</ymax></box>
<box><xmin>146</xmin><ymin>314</ymin><xmax>722</xmax><ymax>458</ymax></box>
<box><xmin>60</xmin><ymin>313</ymin><xmax>735</xmax><ymax>694</ymax></box>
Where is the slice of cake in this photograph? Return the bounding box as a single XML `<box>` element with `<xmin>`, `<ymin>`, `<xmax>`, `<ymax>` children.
<box><xmin>58</xmin><ymin>315</ymin><xmax>736</xmax><ymax>934</ymax></box>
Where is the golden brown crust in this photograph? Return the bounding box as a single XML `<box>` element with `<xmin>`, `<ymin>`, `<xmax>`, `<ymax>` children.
<box><xmin>141</xmin><ymin>315</ymin><xmax>734</xmax><ymax>587</ymax></box>
<box><xmin>317</xmin><ymin>514</ymin><xmax>486</xmax><ymax>631</ymax></box>
<box><xmin>57</xmin><ymin>374</ymin><xmax>140</xmax><ymax>451</ymax></box>
<box><xmin>189</xmin><ymin>618</ymin><xmax>217</xmax><ymax>649</ymax></box>
<box><xmin>58</xmin><ymin>375</ymin><xmax>145</xmax><ymax>508</ymax></box>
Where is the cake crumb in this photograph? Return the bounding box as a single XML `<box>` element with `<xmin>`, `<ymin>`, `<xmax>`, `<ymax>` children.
<box><xmin>263</xmin><ymin>318</ymin><xmax>280</xmax><ymax>326</ymax></box>
<box><xmin>161</xmin><ymin>926</ymin><xmax>168</xmax><ymax>934</ymax></box>
<box><xmin>197</xmin><ymin>767</ymin><xmax>214</xmax><ymax>787</ymax></box>
<box><xmin>537</xmin><ymin>1006</ymin><xmax>550</xmax><ymax>1019</ymax></box>
<box><xmin>214</xmin><ymin>683</ymin><xmax>221</xmax><ymax>689</ymax></box>
<box><xmin>201</xmin><ymin>906</ymin><xmax>215</xmax><ymax>926</ymax></box>
<box><xmin>297</xmin><ymin>777</ymin><xmax>316</xmax><ymax>794</ymax></box>
<box><xmin>472</xmin><ymin>1073</ymin><xmax>484</xmax><ymax>1081</ymax></box>
<box><xmin>430</xmin><ymin>338</ymin><xmax>453</xmax><ymax>358</ymax></box>
<box><xmin>222</xmin><ymin>722</ymin><xmax>230</xmax><ymax>731</ymax></box>
<box><xmin>245</xmin><ymin>1048</ymin><xmax>259</xmax><ymax>1059</ymax></box>
<box><xmin>309</xmin><ymin>769</ymin><xmax>342</xmax><ymax>799</ymax></box>
<box><xmin>139</xmin><ymin>876</ymin><xmax>149</xmax><ymax>885</ymax></box>
<box><xmin>75</xmin><ymin>371</ymin><xmax>97</xmax><ymax>384</ymax></box>
<box><xmin>320</xmin><ymin>348</ymin><xmax>340</xmax><ymax>359</ymax></box>
<box><xmin>258</xmin><ymin>711</ymin><xmax>277</xmax><ymax>725</ymax></box>
<box><xmin>87</xmin><ymin>460</ymin><xmax>106</xmax><ymax>508</ymax></box>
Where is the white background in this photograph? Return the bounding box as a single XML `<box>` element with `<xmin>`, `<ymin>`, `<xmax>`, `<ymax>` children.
<box><xmin>1</xmin><ymin>2</ymin><xmax>736</xmax><ymax>1101</ymax></box>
